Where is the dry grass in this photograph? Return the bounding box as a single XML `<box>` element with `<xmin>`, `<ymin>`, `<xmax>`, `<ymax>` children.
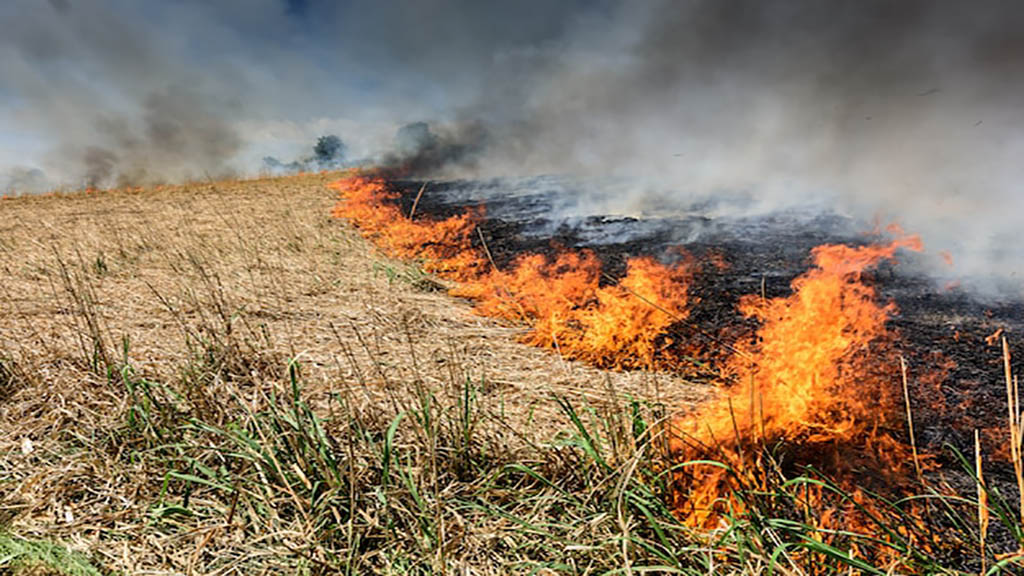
<box><xmin>0</xmin><ymin>173</ymin><xmax>709</xmax><ymax>574</ymax></box>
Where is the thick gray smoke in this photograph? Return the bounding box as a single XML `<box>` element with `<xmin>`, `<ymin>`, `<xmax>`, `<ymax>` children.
<box><xmin>463</xmin><ymin>0</ymin><xmax>1024</xmax><ymax>293</ymax></box>
<box><xmin>1</xmin><ymin>0</ymin><xmax>1022</xmax><ymax>292</ymax></box>
<box><xmin>0</xmin><ymin>0</ymin><xmax>585</xmax><ymax>189</ymax></box>
<box><xmin>0</xmin><ymin>0</ymin><xmax>250</xmax><ymax>188</ymax></box>
<box><xmin>376</xmin><ymin>121</ymin><xmax>490</xmax><ymax>177</ymax></box>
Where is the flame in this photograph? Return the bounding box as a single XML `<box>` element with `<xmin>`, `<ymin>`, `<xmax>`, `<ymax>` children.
<box><xmin>329</xmin><ymin>175</ymin><xmax>486</xmax><ymax>280</ymax></box>
<box><xmin>330</xmin><ymin>171</ymin><xmax>935</xmax><ymax>542</ymax></box>
<box><xmin>668</xmin><ymin>236</ymin><xmax>924</xmax><ymax>527</ymax></box>
<box><xmin>331</xmin><ymin>172</ymin><xmax>693</xmax><ymax>369</ymax></box>
<box><xmin>453</xmin><ymin>252</ymin><xmax>692</xmax><ymax>369</ymax></box>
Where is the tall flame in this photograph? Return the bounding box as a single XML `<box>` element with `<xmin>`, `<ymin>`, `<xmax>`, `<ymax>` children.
<box><xmin>669</xmin><ymin>236</ymin><xmax>923</xmax><ymax>527</ymax></box>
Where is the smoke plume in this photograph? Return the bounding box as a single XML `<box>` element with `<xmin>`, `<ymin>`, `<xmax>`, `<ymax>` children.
<box><xmin>467</xmin><ymin>0</ymin><xmax>1024</xmax><ymax>291</ymax></box>
<box><xmin>1</xmin><ymin>0</ymin><xmax>1023</xmax><ymax>290</ymax></box>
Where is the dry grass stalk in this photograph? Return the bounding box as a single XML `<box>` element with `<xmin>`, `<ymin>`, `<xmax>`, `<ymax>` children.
<box><xmin>975</xmin><ymin>428</ymin><xmax>988</xmax><ymax>576</ymax></box>
<box><xmin>409</xmin><ymin>181</ymin><xmax>428</xmax><ymax>220</ymax></box>
<box><xmin>1004</xmin><ymin>336</ymin><xmax>1024</xmax><ymax>527</ymax></box>
<box><xmin>900</xmin><ymin>355</ymin><xmax>921</xmax><ymax>482</ymax></box>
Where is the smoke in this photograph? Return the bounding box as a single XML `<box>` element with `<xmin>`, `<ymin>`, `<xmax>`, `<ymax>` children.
<box><xmin>0</xmin><ymin>167</ymin><xmax>49</xmax><ymax>195</ymax></box>
<box><xmin>1</xmin><ymin>0</ymin><xmax>1022</xmax><ymax>291</ymax></box>
<box><xmin>458</xmin><ymin>0</ymin><xmax>1024</xmax><ymax>293</ymax></box>
<box><xmin>0</xmin><ymin>0</ymin><xmax>585</xmax><ymax>189</ymax></box>
<box><xmin>377</xmin><ymin>121</ymin><xmax>490</xmax><ymax>177</ymax></box>
<box><xmin>0</xmin><ymin>2</ymin><xmax>247</xmax><ymax>187</ymax></box>
<box><xmin>76</xmin><ymin>86</ymin><xmax>243</xmax><ymax>186</ymax></box>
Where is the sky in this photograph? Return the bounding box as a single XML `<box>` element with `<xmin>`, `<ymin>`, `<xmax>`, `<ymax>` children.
<box><xmin>0</xmin><ymin>0</ymin><xmax>596</xmax><ymax>188</ymax></box>
<box><xmin>2</xmin><ymin>0</ymin><xmax>1024</xmax><ymax>291</ymax></box>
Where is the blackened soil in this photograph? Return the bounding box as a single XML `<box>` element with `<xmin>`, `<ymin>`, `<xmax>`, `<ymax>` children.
<box><xmin>391</xmin><ymin>179</ymin><xmax>1024</xmax><ymax>536</ymax></box>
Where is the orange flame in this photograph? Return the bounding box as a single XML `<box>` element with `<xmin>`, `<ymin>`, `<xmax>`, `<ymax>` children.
<box><xmin>669</xmin><ymin>236</ymin><xmax>924</xmax><ymax>526</ymax></box>
<box><xmin>454</xmin><ymin>251</ymin><xmax>693</xmax><ymax>369</ymax></box>
<box><xmin>330</xmin><ymin>172</ymin><xmax>694</xmax><ymax>369</ymax></box>
<box><xmin>331</xmin><ymin>171</ymin><xmax>935</xmax><ymax>541</ymax></box>
<box><xmin>329</xmin><ymin>174</ymin><xmax>486</xmax><ymax>280</ymax></box>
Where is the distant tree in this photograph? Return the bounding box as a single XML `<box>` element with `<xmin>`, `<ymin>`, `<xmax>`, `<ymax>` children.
<box><xmin>313</xmin><ymin>135</ymin><xmax>346</xmax><ymax>165</ymax></box>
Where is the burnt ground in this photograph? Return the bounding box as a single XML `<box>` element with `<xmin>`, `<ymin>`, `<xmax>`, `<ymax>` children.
<box><xmin>391</xmin><ymin>178</ymin><xmax>1024</xmax><ymax>510</ymax></box>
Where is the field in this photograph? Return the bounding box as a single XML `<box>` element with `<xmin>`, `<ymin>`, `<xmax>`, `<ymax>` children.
<box><xmin>0</xmin><ymin>173</ymin><xmax>1018</xmax><ymax>575</ymax></box>
<box><xmin>0</xmin><ymin>174</ymin><xmax>712</xmax><ymax>574</ymax></box>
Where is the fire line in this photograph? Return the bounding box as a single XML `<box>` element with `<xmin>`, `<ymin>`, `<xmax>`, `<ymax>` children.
<box><xmin>329</xmin><ymin>171</ymin><xmax>931</xmax><ymax>547</ymax></box>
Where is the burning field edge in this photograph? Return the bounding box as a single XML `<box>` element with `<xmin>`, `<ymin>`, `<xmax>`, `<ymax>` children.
<box><xmin>329</xmin><ymin>169</ymin><xmax>1024</xmax><ymax>572</ymax></box>
<box><xmin>0</xmin><ymin>171</ymin><xmax>1022</xmax><ymax>574</ymax></box>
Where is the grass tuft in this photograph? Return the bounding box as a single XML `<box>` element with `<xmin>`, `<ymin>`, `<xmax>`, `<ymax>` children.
<box><xmin>0</xmin><ymin>533</ymin><xmax>102</xmax><ymax>576</ymax></box>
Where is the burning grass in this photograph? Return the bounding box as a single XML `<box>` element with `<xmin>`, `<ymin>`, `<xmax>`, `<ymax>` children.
<box><xmin>331</xmin><ymin>174</ymin><xmax>694</xmax><ymax>370</ymax></box>
<box><xmin>456</xmin><ymin>252</ymin><xmax>693</xmax><ymax>369</ymax></box>
<box><xmin>0</xmin><ymin>171</ymin><xmax>1022</xmax><ymax>574</ymax></box>
<box><xmin>329</xmin><ymin>170</ymin><xmax>1024</xmax><ymax>572</ymax></box>
<box><xmin>670</xmin><ymin>237</ymin><xmax>925</xmax><ymax>529</ymax></box>
<box><xmin>328</xmin><ymin>175</ymin><xmax>486</xmax><ymax>280</ymax></box>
